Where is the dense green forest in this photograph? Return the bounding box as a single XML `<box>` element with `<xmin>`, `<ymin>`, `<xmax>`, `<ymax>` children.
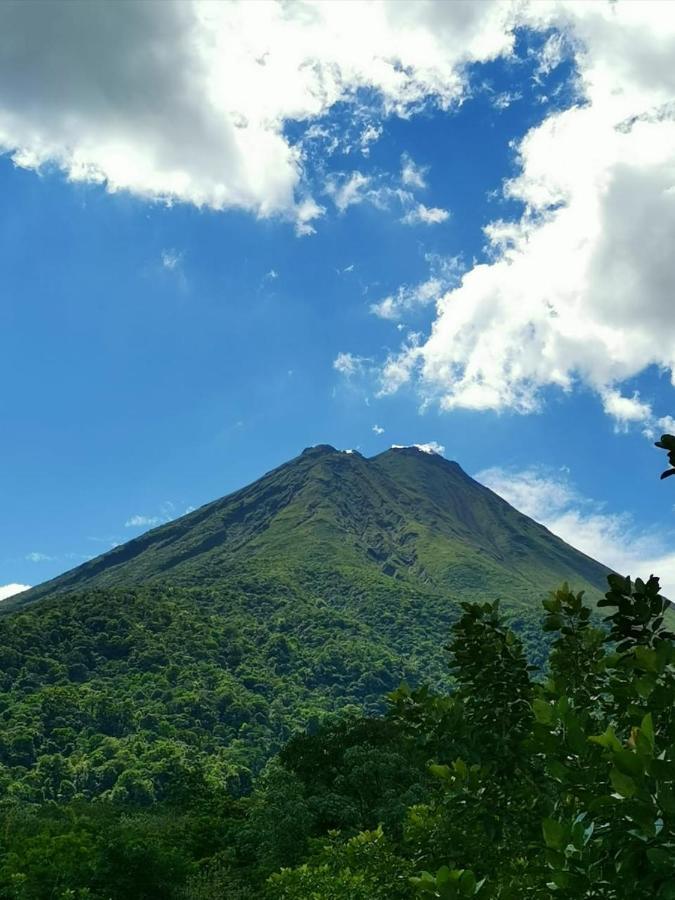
<box><xmin>1</xmin><ymin>574</ymin><xmax>674</xmax><ymax>897</ymax></box>
<box><xmin>1</xmin><ymin>443</ymin><xmax>672</xmax><ymax>897</ymax></box>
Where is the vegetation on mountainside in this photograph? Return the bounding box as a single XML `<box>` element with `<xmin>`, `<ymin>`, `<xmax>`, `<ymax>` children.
<box><xmin>1</xmin><ymin>574</ymin><xmax>674</xmax><ymax>898</ymax></box>
<box><xmin>10</xmin><ymin>446</ymin><xmax>609</xmax><ymax>611</ymax></box>
<box><xmin>270</xmin><ymin>577</ymin><xmax>675</xmax><ymax>898</ymax></box>
<box><xmin>0</xmin><ymin>441</ymin><xmax>671</xmax><ymax>896</ymax></box>
<box><xmin>0</xmin><ymin>582</ymin><xmax>438</xmax><ymax>805</ymax></box>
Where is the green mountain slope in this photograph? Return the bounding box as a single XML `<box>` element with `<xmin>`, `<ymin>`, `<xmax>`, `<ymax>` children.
<box><xmin>0</xmin><ymin>446</ymin><xmax>612</xmax><ymax>803</ymax></box>
<box><xmin>11</xmin><ymin>445</ymin><xmax>609</xmax><ymax>609</ymax></box>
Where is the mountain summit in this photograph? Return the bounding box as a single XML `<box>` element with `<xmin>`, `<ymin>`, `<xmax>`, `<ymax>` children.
<box><xmin>13</xmin><ymin>444</ymin><xmax>609</xmax><ymax>610</ymax></box>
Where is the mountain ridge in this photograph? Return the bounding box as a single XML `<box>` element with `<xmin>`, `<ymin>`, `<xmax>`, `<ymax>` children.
<box><xmin>8</xmin><ymin>444</ymin><xmax>610</xmax><ymax>611</ymax></box>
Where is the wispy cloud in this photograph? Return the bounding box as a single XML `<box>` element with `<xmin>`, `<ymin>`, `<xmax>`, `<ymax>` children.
<box><xmin>161</xmin><ymin>248</ymin><xmax>182</xmax><ymax>271</ymax></box>
<box><xmin>333</xmin><ymin>352</ymin><xmax>369</xmax><ymax>378</ymax></box>
<box><xmin>400</xmin><ymin>153</ymin><xmax>427</xmax><ymax>189</ymax></box>
<box><xmin>326</xmin><ymin>171</ymin><xmax>371</xmax><ymax>212</ymax></box>
<box><xmin>359</xmin><ymin>124</ymin><xmax>382</xmax><ymax>156</ymax></box>
<box><xmin>124</xmin><ymin>514</ymin><xmax>164</xmax><ymax>529</ymax></box>
<box><xmin>371</xmin><ymin>255</ymin><xmax>462</xmax><ymax>321</ymax></box>
<box><xmin>25</xmin><ymin>551</ymin><xmax>54</xmax><ymax>563</ymax></box>
<box><xmin>476</xmin><ymin>465</ymin><xmax>675</xmax><ymax>597</ymax></box>
<box><xmin>372</xmin><ymin>424</ymin><xmax>385</xmax><ymax>435</ymax></box>
<box><xmin>400</xmin><ymin>202</ymin><xmax>450</xmax><ymax>226</ymax></box>
<box><xmin>124</xmin><ymin>501</ymin><xmax>193</xmax><ymax>530</ymax></box>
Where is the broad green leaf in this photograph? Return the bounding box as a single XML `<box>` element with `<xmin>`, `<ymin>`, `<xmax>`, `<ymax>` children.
<box><xmin>589</xmin><ymin>726</ymin><xmax>622</xmax><ymax>753</ymax></box>
<box><xmin>532</xmin><ymin>699</ymin><xmax>553</xmax><ymax>724</ymax></box>
<box><xmin>459</xmin><ymin>870</ymin><xmax>477</xmax><ymax>896</ymax></box>
<box><xmin>613</xmin><ymin>749</ymin><xmax>643</xmax><ymax>778</ymax></box>
<box><xmin>436</xmin><ymin>866</ymin><xmax>452</xmax><ymax>886</ymax></box>
<box><xmin>640</xmin><ymin>712</ymin><xmax>655</xmax><ymax>749</ymax></box>
<box><xmin>634</xmin><ymin>646</ymin><xmax>658</xmax><ymax>672</ymax></box>
<box><xmin>610</xmin><ymin>767</ymin><xmax>637</xmax><ymax>798</ymax></box>
<box><xmin>542</xmin><ymin>818</ymin><xmax>566</xmax><ymax>850</ymax></box>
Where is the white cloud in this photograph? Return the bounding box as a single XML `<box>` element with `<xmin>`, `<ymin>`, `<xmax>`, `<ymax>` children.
<box><xmin>657</xmin><ymin>415</ymin><xmax>675</xmax><ymax>434</ymax></box>
<box><xmin>333</xmin><ymin>351</ymin><xmax>368</xmax><ymax>377</ymax></box>
<box><xmin>477</xmin><ymin>465</ymin><xmax>675</xmax><ymax>597</ymax></box>
<box><xmin>371</xmin><ymin>257</ymin><xmax>462</xmax><ymax>320</ymax></box>
<box><xmin>124</xmin><ymin>514</ymin><xmax>164</xmax><ymax>529</ymax></box>
<box><xmin>400</xmin><ymin>202</ymin><xmax>450</xmax><ymax>226</ymax></box>
<box><xmin>401</xmin><ymin>153</ymin><xmax>427</xmax><ymax>189</ymax></box>
<box><xmin>0</xmin><ymin>583</ymin><xmax>30</xmax><ymax>602</ymax></box>
<box><xmin>0</xmin><ymin>1</ymin><xmax>517</xmax><ymax>227</ymax></box>
<box><xmin>359</xmin><ymin>124</ymin><xmax>383</xmax><ymax>156</ymax></box>
<box><xmin>392</xmin><ymin>441</ymin><xmax>445</xmax><ymax>455</ymax></box>
<box><xmin>326</xmin><ymin>171</ymin><xmax>371</xmax><ymax>212</ymax></box>
<box><xmin>601</xmin><ymin>389</ymin><xmax>652</xmax><ymax>432</ymax></box>
<box><xmin>161</xmin><ymin>248</ymin><xmax>182</xmax><ymax>271</ymax></box>
<box><xmin>294</xmin><ymin>196</ymin><xmax>325</xmax><ymax>236</ymax></box>
<box><xmin>326</xmin><ymin>177</ymin><xmax>448</xmax><ymax>226</ymax></box>
<box><xmin>371</xmin><ymin>278</ymin><xmax>443</xmax><ymax>320</ymax></box>
<box><xmin>534</xmin><ymin>31</ymin><xmax>567</xmax><ymax>80</ymax></box>
<box><xmin>372</xmin><ymin>424</ymin><xmax>385</xmax><ymax>435</ymax></box>
<box><xmin>25</xmin><ymin>552</ymin><xmax>54</xmax><ymax>562</ymax></box>
<box><xmin>491</xmin><ymin>90</ymin><xmax>522</xmax><ymax>110</ymax></box>
<box><xmin>375</xmin><ymin>2</ymin><xmax>675</xmax><ymax>427</ymax></box>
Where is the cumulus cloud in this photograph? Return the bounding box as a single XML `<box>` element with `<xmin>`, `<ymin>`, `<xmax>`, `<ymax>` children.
<box><xmin>0</xmin><ymin>0</ymin><xmax>517</xmax><ymax>228</ymax></box>
<box><xmin>372</xmin><ymin>424</ymin><xmax>385</xmax><ymax>435</ymax></box>
<box><xmin>0</xmin><ymin>583</ymin><xmax>30</xmax><ymax>602</ymax></box>
<box><xmin>477</xmin><ymin>465</ymin><xmax>675</xmax><ymax>597</ymax></box>
<box><xmin>375</xmin><ymin>2</ymin><xmax>675</xmax><ymax>428</ymax></box>
<box><xmin>601</xmin><ymin>389</ymin><xmax>652</xmax><ymax>432</ymax></box>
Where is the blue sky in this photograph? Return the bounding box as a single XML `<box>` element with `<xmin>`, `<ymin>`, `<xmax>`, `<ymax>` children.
<box><xmin>2</xmin><ymin>1</ymin><xmax>675</xmax><ymax>597</ymax></box>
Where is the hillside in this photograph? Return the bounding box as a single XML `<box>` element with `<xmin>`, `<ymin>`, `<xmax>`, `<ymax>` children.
<box><xmin>0</xmin><ymin>445</ymin><xmax>612</xmax><ymax>807</ymax></box>
<box><xmin>10</xmin><ymin>444</ymin><xmax>609</xmax><ymax>609</ymax></box>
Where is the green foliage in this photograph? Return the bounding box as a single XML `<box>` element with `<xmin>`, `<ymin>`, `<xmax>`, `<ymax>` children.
<box><xmin>0</xmin><ymin>583</ymin><xmax>447</xmax><ymax>807</ymax></box>
<box><xmin>268</xmin><ymin>827</ymin><xmax>413</xmax><ymax>899</ymax></box>
<box><xmin>272</xmin><ymin>574</ymin><xmax>675</xmax><ymax>898</ymax></box>
<box><xmin>2</xmin><ymin>570</ymin><xmax>674</xmax><ymax>897</ymax></box>
<box><xmin>0</xmin><ymin>445</ymin><xmax>663</xmax><ymax>897</ymax></box>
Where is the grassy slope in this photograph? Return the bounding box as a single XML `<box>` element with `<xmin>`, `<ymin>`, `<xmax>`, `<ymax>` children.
<box><xmin>10</xmin><ymin>445</ymin><xmax>610</xmax><ymax>610</ymax></box>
